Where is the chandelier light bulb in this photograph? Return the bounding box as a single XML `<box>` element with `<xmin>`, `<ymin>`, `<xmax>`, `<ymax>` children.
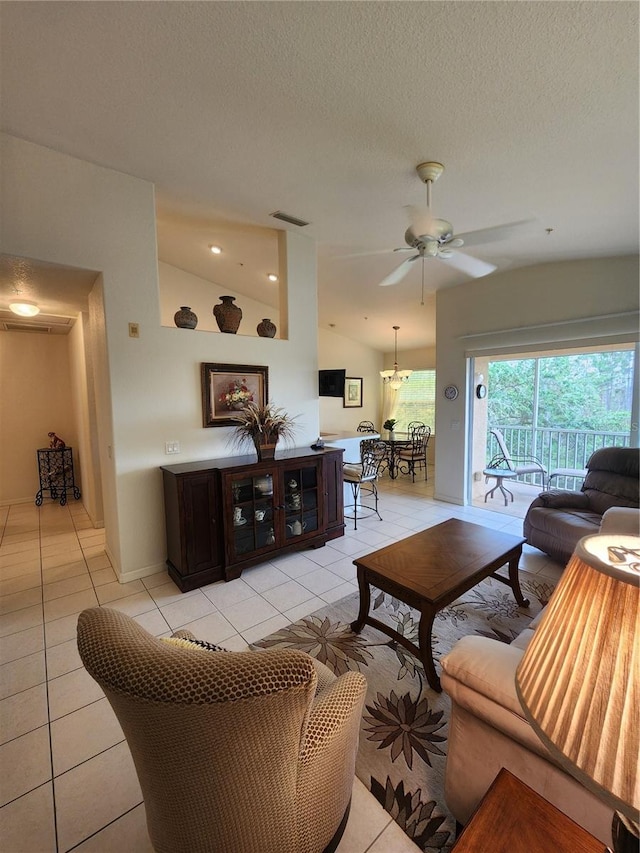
<box><xmin>209</xmin><ymin>245</ymin><xmax>222</xmax><ymax>254</ymax></box>
<box><xmin>267</xmin><ymin>273</ymin><xmax>278</xmax><ymax>282</ymax></box>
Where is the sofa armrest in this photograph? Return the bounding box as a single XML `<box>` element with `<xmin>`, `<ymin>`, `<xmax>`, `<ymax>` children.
<box><xmin>600</xmin><ymin>506</ymin><xmax>640</xmax><ymax>535</ymax></box>
<box><xmin>535</xmin><ymin>490</ymin><xmax>590</xmax><ymax>510</ymax></box>
<box><xmin>440</xmin><ymin>636</ymin><xmax>552</xmax><ymax>761</ymax></box>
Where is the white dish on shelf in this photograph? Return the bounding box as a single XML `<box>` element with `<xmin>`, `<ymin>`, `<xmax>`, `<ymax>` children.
<box><xmin>233</xmin><ymin>518</ymin><xmax>247</xmax><ymax>527</ymax></box>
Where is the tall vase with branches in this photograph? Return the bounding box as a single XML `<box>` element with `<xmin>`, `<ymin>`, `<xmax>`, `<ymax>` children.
<box><xmin>229</xmin><ymin>402</ymin><xmax>298</xmax><ymax>461</ymax></box>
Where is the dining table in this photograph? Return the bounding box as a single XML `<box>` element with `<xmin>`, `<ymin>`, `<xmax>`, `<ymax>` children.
<box><xmin>379</xmin><ymin>433</ymin><xmax>412</xmax><ymax>479</ymax></box>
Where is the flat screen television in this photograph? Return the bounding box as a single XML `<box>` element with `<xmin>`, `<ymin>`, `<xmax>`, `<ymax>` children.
<box><xmin>318</xmin><ymin>369</ymin><xmax>346</xmax><ymax>398</ymax></box>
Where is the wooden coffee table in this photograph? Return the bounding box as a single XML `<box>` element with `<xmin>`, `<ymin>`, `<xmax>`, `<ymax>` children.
<box><xmin>350</xmin><ymin>518</ymin><xmax>529</xmax><ymax>691</ymax></box>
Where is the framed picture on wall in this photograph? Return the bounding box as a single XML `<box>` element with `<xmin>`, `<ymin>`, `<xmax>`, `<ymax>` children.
<box><xmin>201</xmin><ymin>363</ymin><xmax>269</xmax><ymax>427</ymax></box>
<box><xmin>343</xmin><ymin>377</ymin><xmax>363</xmax><ymax>408</ymax></box>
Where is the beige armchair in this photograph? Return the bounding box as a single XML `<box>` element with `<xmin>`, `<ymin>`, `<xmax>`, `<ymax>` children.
<box><xmin>77</xmin><ymin>607</ymin><xmax>367</xmax><ymax>853</ymax></box>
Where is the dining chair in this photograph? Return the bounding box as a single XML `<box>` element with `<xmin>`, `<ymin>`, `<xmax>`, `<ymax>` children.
<box><xmin>407</xmin><ymin>421</ymin><xmax>426</xmax><ymax>435</ymax></box>
<box><xmin>356</xmin><ymin>420</ymin><xmax>377</xmax><ymax>433</ymax></box>
<box><xmin>342</xmin><ymin>439</ymin><xmax>386</xmax><ymax>529</ymax></box>
<box><xmin>397</xmin><ymin>425</ymin><xmax>431</xmax><ymax>481</ymax></box>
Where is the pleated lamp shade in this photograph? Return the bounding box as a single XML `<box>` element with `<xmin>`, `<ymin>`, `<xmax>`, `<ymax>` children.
<box><xmin>515</xmin><ymin>534</ymin><xmax>640</xmax><ymax>825</ymax></box>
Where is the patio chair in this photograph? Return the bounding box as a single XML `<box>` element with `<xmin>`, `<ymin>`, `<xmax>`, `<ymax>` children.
<box><xmin>343</xmin><ymin>439</ymin><xmax>386</xmax><ymax>529</ymax></box>
<box><xmin>356</xmin><ymin>420</ymin><xmax>377</xmax><ymax>433</ymax></box>
<box><xmin>397</xmin><ymin>425</ymin><xmax>431</xmax><ymax>482</ymax></box>
<box><xmin>488</xmin><ymin>428</ymin><xmax>548</xmax><ymax>488</ymax></box>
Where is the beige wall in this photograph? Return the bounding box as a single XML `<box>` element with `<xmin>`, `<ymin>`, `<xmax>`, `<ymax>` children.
<box><xmin>318</xmin><ymin>328</ymin><xmax>383</xmax><ymax>432</ymax></box>
<box><xmin>435</xmin><ymin>255</ymin><xmax>640</xmax><ymax>505</ymax></box>
<box><xmin>1</xmin><ymin>133</ymin><xmax>320</xmax><ymax>582</ymax></box>
<box><xmin>0</xmin><ymin>331</ymin><xmax>78</xmax><ymax>504</ymax></box>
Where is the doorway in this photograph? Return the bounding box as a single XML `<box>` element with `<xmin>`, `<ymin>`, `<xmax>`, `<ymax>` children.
<box><xmin>469</xmin><ymin>344</ymin><xmax>638</xmax><ymax>517</ymax></box>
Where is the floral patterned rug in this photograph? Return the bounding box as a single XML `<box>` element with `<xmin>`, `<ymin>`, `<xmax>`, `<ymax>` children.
<box><xmin>254</xmin><ymin>570</ymin><xmax>555</xmax><ymax>852</ymax></box>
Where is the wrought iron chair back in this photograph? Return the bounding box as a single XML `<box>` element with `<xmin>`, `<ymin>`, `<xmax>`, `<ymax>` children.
<box><xmin>357</xmin><ymin>421</ymin><xmax>377</xmax><ymax>433</ymax></box>
<box><xmin>397</xmin><ymin>426</ymin><xmax>431</xmax><ymax>481</ymax></box>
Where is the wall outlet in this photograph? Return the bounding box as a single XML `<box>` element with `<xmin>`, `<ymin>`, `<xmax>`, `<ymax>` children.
<box><xmin>473</xmin><ymin>471</ymin><xmax>482</xmax><ymax>482</ymax></box>
<box><xmin>129</xmin><ymin>322</ymin><xmax>140</xmax><ymax>338</ymax></box>
<box><xmin>165</xmin><ymin>441</ymin><xmax>180</xmax><ymax>454</ymax></box>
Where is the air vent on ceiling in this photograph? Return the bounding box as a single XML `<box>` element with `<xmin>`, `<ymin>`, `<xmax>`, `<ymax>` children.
<box><xmin>269</xmin><ymin>211</ymin><xmax>310</xmax><ymax>227</ymax></box>
<box><xmin>0</xmin><ymin>311</ymin><xmax>76</xmax><ymax>335</ymax></box>
<box><xmin>2</xmin><ymin>322</ymin><xmax>54</xmax><ymax>333</ymax></box>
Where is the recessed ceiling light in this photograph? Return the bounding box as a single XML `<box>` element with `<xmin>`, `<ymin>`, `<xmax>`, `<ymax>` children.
<box><xmin>267</xmin><ymin>273</ymin><xmax>278</xmax><ymax>282</ymax></box>
<box><xmin>9</xmin><ymin>299</ymin><xmax>40</xmax><ymax>317</ymax></box>
<box><xmin>209</xmin><ymin>245</ymin><xmax>222</xmax><ymax>254</ymax></box>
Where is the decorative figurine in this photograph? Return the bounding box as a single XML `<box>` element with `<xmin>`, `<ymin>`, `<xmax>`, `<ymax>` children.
<box><xmin>48</xmin><ymin>432</ymin><xmax>66</xmax><ymax>449</ymax></box>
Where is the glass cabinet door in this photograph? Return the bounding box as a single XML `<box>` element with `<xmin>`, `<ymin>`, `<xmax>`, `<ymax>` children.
<box><xmin>228</xmin><ymin>472</ymin><xmax>277</xmax><ymax>559</ymax></box>
<box><xmin>283</xmin><ymin>464</ymin><xmax>320</xmax><ymax>541</ymax></box>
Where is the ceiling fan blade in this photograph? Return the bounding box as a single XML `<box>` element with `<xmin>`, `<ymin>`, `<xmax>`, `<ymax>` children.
<box><xmin>454</xmin><ymin>219</ymin><xmax>537</xmax><ymax>248</ymax></box>
<box><xmin>437</xmin><ymin>251</ymin><xmax>497</xmax><ymax>278</ymax></box>
<box><xmin>378</xmin><ymin>255</ymin><xmax>419</xmax><ymax>287</ymax></box>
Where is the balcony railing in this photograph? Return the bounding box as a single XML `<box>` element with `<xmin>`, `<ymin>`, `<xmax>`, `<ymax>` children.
<box><xmin>488</xmin><ymin>426</ymin><xmax>631</xmax><ymax>488</ymax></box>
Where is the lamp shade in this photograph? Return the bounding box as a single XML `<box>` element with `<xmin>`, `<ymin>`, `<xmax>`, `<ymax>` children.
<box><xmin>515</xmin><ymin>534</ymin><xmax>640</xmax><ymax>823</ymax></box>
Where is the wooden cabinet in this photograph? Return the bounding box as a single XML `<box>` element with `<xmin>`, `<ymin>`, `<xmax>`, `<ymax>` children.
<box><xmin>161</xmin><ymin>448</ymin><xmax>344</xmax><ymax>591</ymax></box>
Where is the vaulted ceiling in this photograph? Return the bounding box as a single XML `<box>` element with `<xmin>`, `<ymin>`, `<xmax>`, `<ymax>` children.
<box><xmin>1</xmin><ymin>2</ymin><xmax>637</xmax><ymax>350</ymax></box>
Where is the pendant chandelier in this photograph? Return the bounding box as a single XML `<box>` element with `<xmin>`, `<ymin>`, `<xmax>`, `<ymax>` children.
<box><xmin>380</xmin><ymin>325</ymin><xmax>412</xmax><ymax>390</ymax></box>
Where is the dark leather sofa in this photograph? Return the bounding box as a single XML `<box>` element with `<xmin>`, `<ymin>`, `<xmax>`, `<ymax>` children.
<box><xmin>523</xmin><ymin>446</ymin><xmax>639</xmax><ymax>564</ymax></box>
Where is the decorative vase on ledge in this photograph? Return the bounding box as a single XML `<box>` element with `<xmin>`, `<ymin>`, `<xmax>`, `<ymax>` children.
<box><xmin>257</xmin><ymin>318</ymin><xmax>277</xmax><ymax>338</ymax></box>
<box><xmin>173</xmin><ymin>306</ymin><xmax>198</xmax><ymax>329</ymax></box>
<box><xmin>213</xmin><ymin>296</ymin><xmax>242</xmax><ymax>334</ymax></box>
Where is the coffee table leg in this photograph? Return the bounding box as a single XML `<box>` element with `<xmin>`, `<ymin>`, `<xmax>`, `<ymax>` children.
<box><xmin>418</xmin><ymin>604</ymin><xmax>441</xmax><ymax>692</ymax></box>
<box><xmin>508</xmin><ymin>547</ymin><xmax>530</xmax><ymax>608</ymax></box>
<box><xmin>350</xmin><ymin>566</ymin><xmax>370</xmax><ymax>633</ymax></box>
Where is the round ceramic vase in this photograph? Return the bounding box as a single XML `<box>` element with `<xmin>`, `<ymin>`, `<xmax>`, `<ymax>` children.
<box><xmin>173</xmin><ymin>306</ymin><xmax>198</xmax><ymax>329</ymax></box>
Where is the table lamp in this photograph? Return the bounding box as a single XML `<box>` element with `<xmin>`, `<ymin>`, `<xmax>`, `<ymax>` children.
<box><xmin>515</xmin><ymin>534</ymin><xmax>639</xmax><ymax>853</ymax></box>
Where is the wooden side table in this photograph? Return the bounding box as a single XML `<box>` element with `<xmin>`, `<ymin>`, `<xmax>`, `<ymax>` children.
<box><xmin>451</xmin><ymin>768</ymin><xmax>606</xmax><ymax>853</ymax></box>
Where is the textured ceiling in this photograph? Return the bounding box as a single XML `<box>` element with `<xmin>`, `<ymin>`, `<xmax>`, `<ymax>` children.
<box><xmin>1</xmin><ymin>1</ymin><xmax>638</xmax><ymax>350</ymax></box>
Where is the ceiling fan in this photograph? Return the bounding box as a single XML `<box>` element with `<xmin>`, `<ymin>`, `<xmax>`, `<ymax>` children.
<box><xmin>379</xmin><ymin>161</ymin><xmax>533</xmax><ymax>287</ymax></box>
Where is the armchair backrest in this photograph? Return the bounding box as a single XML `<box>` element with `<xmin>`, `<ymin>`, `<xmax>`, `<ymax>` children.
<box><xmin>582</xmin><ymin>447</ymin><xmax>640</xmax><ymax>515</ymax></box>
<box><xmin>77</xmin><ymin>607</ymin><xmax>322</xmax><ymax>853</ymax></box>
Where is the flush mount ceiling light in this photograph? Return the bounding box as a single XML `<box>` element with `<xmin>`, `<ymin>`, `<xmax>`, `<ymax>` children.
<box><xmin>209</xmin><ymin>245</ymin><xmax>222</xmax><ymax>254</ymax></box>
<box><xmin>267</xmin><ymin>273</ymin><xmax>278</xmax><ymax>282</ymax></box>
<box><xmin>380</xmin><ymin>325</ymin><xmax>412</xmax><ymax>390</ymax></box>
<box><xmin>9</xmin><ymin>299</ymin><xmax>40</xmax><ymax>317</ymax></box>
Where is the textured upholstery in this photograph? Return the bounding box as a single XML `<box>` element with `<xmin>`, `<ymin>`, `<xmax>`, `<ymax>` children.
<box><xmin>77</xmin><ymin>607</ymin><xmax>367</xmax><ymax>853</ymax></box>
<box><xmin>441</xmin><ymin>617</ymin><xmax>613</xmax><ymax>846</ymax></box>
<box><xmin>523</xmin><ymin>446</ymin><xmax>639</xmax><ymax>564</ymax></box>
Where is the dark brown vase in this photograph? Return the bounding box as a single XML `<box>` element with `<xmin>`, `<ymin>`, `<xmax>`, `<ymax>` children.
<box><xmin>257</xmin><ymin>318</ymin><xmax>277</xmax><ymax>338</ymax></box>
<box><xmin>252</xmin><ymin>434</ymin><xmax>277</xmax><ymax>461</ymax></box>
<box><xmin>213</xmin><ymin>296</ymin><xmax>242</xmax><ymax>334</ymax></box>
<box><xmin>173</xmin><ymin>306</ymin><xmax>198</xmax><ymax>329</ymax></box>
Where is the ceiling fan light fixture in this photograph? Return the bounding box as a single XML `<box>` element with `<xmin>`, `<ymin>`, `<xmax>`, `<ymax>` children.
<box><xmin>9</xmin><ymin>299</ymin><xmax>40</xmax><ymax>317</ymax></box>
<box><xmin>380</xmin><ymin>326</ymin><xmax>412</xmax><ymax>389</ymax></box>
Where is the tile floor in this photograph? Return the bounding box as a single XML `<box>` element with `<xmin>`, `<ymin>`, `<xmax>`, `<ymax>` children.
<box><xmin>0</xmin><ymin>470</ymin><xmax>563</xmax><ymax>852</ymax></box>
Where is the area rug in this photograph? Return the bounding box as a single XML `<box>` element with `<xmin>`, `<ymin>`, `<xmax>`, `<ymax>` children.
<box><xmin>254</xmin><ymin>570</ymin><xmax>556</xmax><ymax>852</ymax></box>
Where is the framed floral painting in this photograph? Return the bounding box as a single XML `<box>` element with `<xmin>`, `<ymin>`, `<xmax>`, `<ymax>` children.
<box><xmin>343</xmin><ymin>377</ymin><xmax>363</xmax><ymax>408</ymax></box>
<box><xmin>201</xmin><ymin>363</ymin><xmax>269</xmax><ymax>427</ymax></box>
